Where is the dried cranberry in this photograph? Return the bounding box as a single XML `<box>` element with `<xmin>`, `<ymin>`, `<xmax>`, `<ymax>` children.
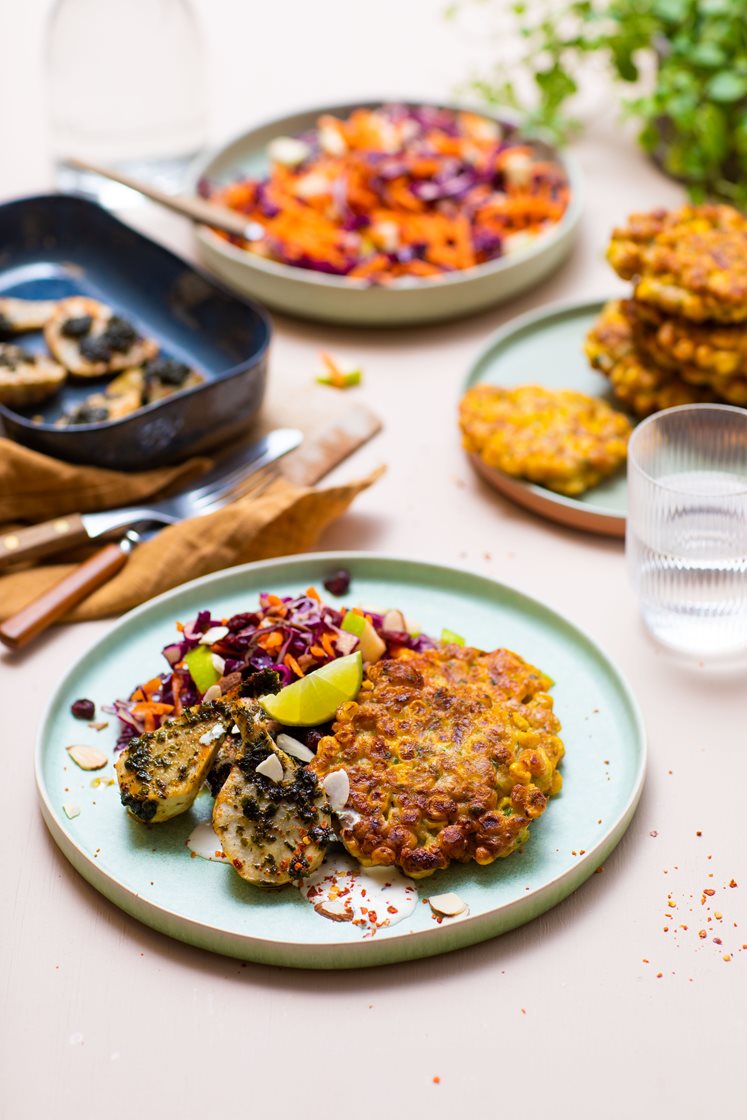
<box><xmin>71</xmin><ymin>698</ymin><xmax>95</xmax><ymax>720</ymax></box>
<box><xmin>323</xmin><ymin>568</ymin><xmax>351</xmax><ymax>596</ymax></box>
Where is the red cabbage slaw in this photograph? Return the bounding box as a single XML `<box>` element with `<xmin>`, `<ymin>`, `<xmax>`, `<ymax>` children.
<box><xmin>108</xmin><ymin>589</ymin><xmax>435</xmax><ymax>749</ymax></box>
<box><xmin>203</xmin><ymin>103</ymin><xmax>571</xmax><ymax>283</ymax></box>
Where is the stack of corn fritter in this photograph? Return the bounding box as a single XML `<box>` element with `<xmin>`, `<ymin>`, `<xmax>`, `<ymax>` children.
<box><xmin>585</xmin><ymin>204</ymin><xmax>747</xmax><ymax>417</ymax></box>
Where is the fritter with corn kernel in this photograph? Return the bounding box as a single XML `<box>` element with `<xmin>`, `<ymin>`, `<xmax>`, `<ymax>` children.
<box><xmin>606</xmin><ymin>204</ymin><xmax>747</xmax><ymax>324</ymax></box>
<box><xmin>310</xmin><ymin>644</ymin><xmax>565</xmax><ymax>880</ymax></box>
<box><xmin>585</xmin><ymin>300</ymin><xmax>747</xmax><ymax>413</ymax></box>
<box><xmin>459</xmin><ymin>383</ymin><xmax>631</xmax><ymax>496</ymax></box>
<box><xmin>629</xmin><ymin>300</ymin><xmax>747</xmax><ymax>381</ymax></box>
<box><xmin>607</xmin><ymin>203</ymin><xmax>747</xmax><ymax>282</ymax></box>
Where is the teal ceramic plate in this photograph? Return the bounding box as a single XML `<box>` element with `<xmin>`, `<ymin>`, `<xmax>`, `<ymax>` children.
<box><xmin>37</xmin><ymin>553</ymin><xmax>645</xmax><ymax>969</ymax></box>
<box><xmin>189</xmin><ymin>102</ymin><xmax>582</xmax><ymax>326</ymax></box>
<box><xmin>463</xmin><ymin>297</ymin><xmax>630</xmax><ymax>536</ymax></box>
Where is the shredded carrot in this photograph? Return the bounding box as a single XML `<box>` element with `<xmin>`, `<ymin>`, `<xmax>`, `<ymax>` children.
<box><xmin>306</xmin><ymin>586</ymin><xmax>321</xmax><ymax>602</ymax></box>
<box><xmin>172</xmin><ymin>674</ymin><xmax>183</xmax><ymax>717</ymax></box>
<box><xmin>131</xmin><ymin>701</ymin><xmax>174</xmax><ymax>718</ymax></box>
<box><xmin>284</xmin><ymin>653</ymin><xmax>305</xmax><ymax>678</ymax></box>
<box><xmin>321</xmin><ymin>632</ymin><xmax>337</xmax><ymax>659</ymax></box>
<box><xmin>266</xmin><ymin>594</ymin><xmax>284</xmax><ymax>606</ymax></box>
<box><xmin>258</xmin><ymin>630</ymin><xmax>283</xmax><ymax>652</ymax></box>
<box><xmin>309</xmin><ymin>644</ymin><xmax>326</xmax><ymax>659</ymax></box>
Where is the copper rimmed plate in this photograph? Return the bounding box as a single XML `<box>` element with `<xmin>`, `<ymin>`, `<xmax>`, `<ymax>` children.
<box><xmin>463</xmin><ymin>297</ymin><xmax>629</xmax><ymax>536</ymax></box>
<box><xmin>36</xmin><ymin>552</ymin><xmax>645</xmax><ymax>968</ymax></box>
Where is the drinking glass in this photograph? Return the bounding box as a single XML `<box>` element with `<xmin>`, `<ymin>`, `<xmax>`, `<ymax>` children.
<box><xmin>626</xmin><ymin>404</ymin><xmax>747</xmax><ymax>658</ymax></box>
<box><xmin>46</xmin><ymin>0</ymin><xmax>208</xmax><ymax>207</ymax></box>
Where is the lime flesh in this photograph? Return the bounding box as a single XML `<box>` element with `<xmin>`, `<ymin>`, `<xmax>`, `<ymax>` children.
<box><xmin>259</xmin><ymin>651</ymin><xmax>363</xmax><ymax>726</ymax></box>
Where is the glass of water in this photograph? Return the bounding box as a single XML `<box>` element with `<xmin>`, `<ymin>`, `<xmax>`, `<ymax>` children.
<box><xmin>46</xmin><ymin>0</ymin><xmax>208</xmax><ymax>207</ymax></box>
<box><xmin>627</xmin><ymin>404</ymin><xmax>747</xmax><ymax>659</ymax></box>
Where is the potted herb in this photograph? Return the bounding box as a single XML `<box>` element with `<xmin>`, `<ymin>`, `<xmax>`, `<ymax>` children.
<box><xmin>451</xmin><ymin>0</ymin><xmax>747</xmax><ymax>207</ymax></box>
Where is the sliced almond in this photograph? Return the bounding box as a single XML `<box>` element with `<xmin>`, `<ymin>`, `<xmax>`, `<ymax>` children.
<box><xmin>198</xmin><ymin>721</ymin><xmax>226</xmax><ymax>746</ymax></box>
<box><xmin>323</xmin><ymin>769</ymin><xmax>350</xmax><ymax>810</ymax></box>
<box><xmin>202</xmin><ymin>684</ymin><xmax>222</xmax><ymax>702</ymax></box>
<box><xmin>62</xmin><ymin>803</ymin><xmax>80</xmax><ymax>819</ymax></box>
<box><xmin>314</xmin><ymin>896</ymin><xmax>352</xmax><ymax>922</ymax></box>
<box><xmin>429</xmin><ymin>892</ymin><xmax>468</xmax><ymax>918</ymax></box>
<box><xmin>199</xmin><ymin>625</ymin><xmax>229</xmax><ymax>645</ymax></box>
<box><xmin>87</xmin><ymin>721</ymin><xmax>109</xmax><ymax>732</ymax></box>
<box><xmin>210</xmin><ymin>654</ymin><xmax>226</xmax><ymax>675</ymax></box>
<box><xmin>66</xmin><ymin>745</ymin><xmax>108</xmax><ymax>771</ymax></box>
<box><xmin>276</xmin><ymin>733</ymin><xmax>314</xmax><ymax>763</ymax></box>
<box><xmin>255</xmin><ymin>753</ymin><xmax>284</xmax><ymax>783</ymax></box>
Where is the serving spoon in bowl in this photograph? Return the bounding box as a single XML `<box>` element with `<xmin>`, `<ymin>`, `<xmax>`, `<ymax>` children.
<box><xmin>62</xmin><ymin>156</ymin><xmax>265</xmax><ymax>242</ymax></box>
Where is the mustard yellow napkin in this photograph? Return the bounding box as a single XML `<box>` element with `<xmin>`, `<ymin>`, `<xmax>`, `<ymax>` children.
<box><xmin>0</xmin><ymin>439</ymin><xmax>380</xmax><ymax>621</ymax></box>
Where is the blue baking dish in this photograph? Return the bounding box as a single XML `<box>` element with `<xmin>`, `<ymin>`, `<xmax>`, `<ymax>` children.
<box><xmin>0</xmin><ymin>194</ymin><xmax>271</xmax><ymax>470</ymax></box>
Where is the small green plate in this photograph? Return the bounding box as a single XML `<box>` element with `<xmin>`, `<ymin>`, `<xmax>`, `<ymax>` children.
<box><xmin>189</xmin><ymin>101</ymin><xmax>582</xmax><ymax>326</ymax></box>
<box><xmin>463</xmin><ymin>297</ymin><xmax>630</xmax><ymax>536</ymax></box>
<box><xmin>36</xmin><ymin>553</ymin><xmax>645</xmax><ymax>969</ymax></box>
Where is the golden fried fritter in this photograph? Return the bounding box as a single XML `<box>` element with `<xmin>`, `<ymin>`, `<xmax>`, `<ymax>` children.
<box><xmin>607</xmin><ymin>204</ymin><xmax>747</xmax><ymax>281</ymax></box>
<box><xmin>310</xmin><ymin>644</ymin><xmax>564</xmax><ymax>879</ymax></box>
<box><xmin>635</xmin><ymin>231</ymin><xmax>747</xmax><ymax>323</ymax></box>
<box><xmin>586</xmin><ymin>300</ymin><xmax>747</xmax><ymax>411</ymax></box>
<box><xmin>585</xmin><ymin>300</ymin><xmax>709</xmax><ymax>417</ymax></box>
<box><xmin>630</xmin><ymin>300</ymin><xmax>747</xmax><ymax>380</ymax></box>
<box><xmin>606</xmin><ymin>204</ymin><xmax>747</xmax><ymax>323</ymax></box>
<box><xmin>459</xmin><ymin>383</ymin><xmax>631</xmax><ymax>496</ymax></box>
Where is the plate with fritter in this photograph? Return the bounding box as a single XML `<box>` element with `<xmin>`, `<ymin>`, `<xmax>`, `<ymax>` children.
<box><xmin>461</xmin><ymin>297</ymin><xmax>634</xmax><ymax>536</ymax></box>
<box><xmin>35</xmin><ymin>553</ymin><xmax>645</xmax><ymax>969</ymax></box>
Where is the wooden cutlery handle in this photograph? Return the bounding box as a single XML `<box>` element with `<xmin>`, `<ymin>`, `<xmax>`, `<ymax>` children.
<box><xmin>0</xmin><ymin>513</ymin><xmax>90</xmax><ymax>568</ymax></box>
<box><xmin>66</xmin><ymin>156</ymin><xmax>255</xmax><ymax>239</ymax></box>
<box><xmin>0</xmin><ymin>543</ymin><xmax>127</xmax><ymax>650</ymax></box>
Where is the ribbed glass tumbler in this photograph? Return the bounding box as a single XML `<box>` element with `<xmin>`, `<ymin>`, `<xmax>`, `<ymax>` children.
<box><xmin>626</xmin><ymin>404</ymin><xmax>747</xmax><ymax>658</ymax></box>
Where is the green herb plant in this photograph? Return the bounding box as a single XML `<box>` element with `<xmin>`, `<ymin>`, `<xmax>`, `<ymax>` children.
<box><xmin>451</xmin><ymin>0</ymin><xmax>747</xmax><ymax>207</ymax></box>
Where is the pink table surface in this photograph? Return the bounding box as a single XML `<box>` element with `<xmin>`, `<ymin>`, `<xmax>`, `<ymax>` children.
<box><xmin>1</xmin><ymin>3</ymin><xmax>745</xmax><ymax>1117</ymax></box>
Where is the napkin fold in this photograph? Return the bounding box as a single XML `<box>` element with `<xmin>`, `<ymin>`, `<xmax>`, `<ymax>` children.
<box><xmin>0</xmin><ymin>439</ymin><xmax>381</xmax><ymax>622</ymax></box>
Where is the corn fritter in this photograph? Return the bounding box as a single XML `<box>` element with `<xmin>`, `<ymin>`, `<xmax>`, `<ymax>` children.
<box><xmin>310</xmin><ymin>644</ymin><xmax>564</xmax><ymax>880</ymax></box>
<box><xmin>607</xmin><ymin>204</ymin><xmax>747</xmax><ymax>324</ymax></box>
<box><xmin>629</xmin><ymin>300</ymin><xmax>747</xmax><ymax>378</ymax></box>
<box><xmin>459</xmin><ymin>383</ymin><xmax>631</xmax><ymax>496</ymax></box>
<box><xmin>584</xmin><ymin>300</ymin><xmax>708</xmax><ymax>417</ymax></box>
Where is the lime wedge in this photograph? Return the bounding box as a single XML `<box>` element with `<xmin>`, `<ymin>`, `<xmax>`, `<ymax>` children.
<box><xmin>259</xmin><ymin>652</ymin><xmax>363</xmax><ymax>726</ymax></box>
<box><xmin>184</xmin><ymin>645</ymin><xmax>221</xmax><ymax>694</ymax></box>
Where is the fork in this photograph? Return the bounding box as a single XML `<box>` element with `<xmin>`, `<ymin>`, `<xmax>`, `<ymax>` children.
<box><xmin>0</xmin><ymin>428</ymin><xmax>302</xmax><ymax>569</ymax></box>
<box><xmin>0</xmin><ymin>462</ymin><xmax>283</xmax><ymax>650</ymax></box>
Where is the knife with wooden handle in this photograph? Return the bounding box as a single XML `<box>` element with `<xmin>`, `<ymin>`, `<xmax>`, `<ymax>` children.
<box><xmin>0</xmin><ymin>403</ymin><xmax>382</xmax><ymax>650</ymax></box>
<box><xmin>0</xmin><ymin>537</ymin><xmax>135</xmax><ymax>650</ymax></box>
